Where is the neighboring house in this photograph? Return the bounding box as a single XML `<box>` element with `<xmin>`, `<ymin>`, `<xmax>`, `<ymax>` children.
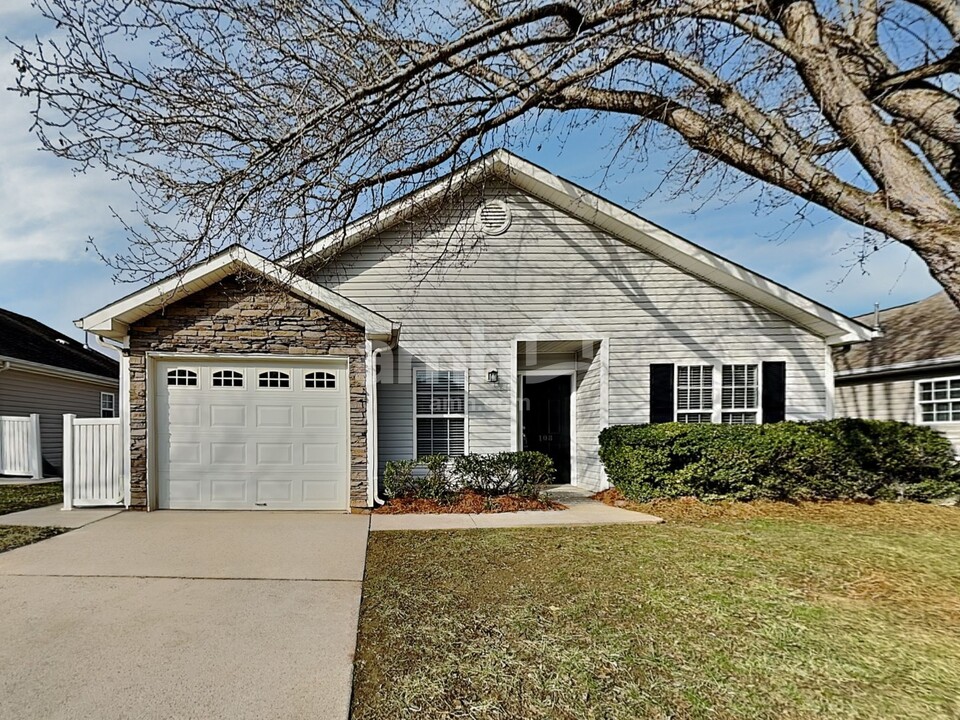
<box><xmin>834</xmin><ymin>291</ymin><xmax>960</xmax><ymax>451</ymax></box>
<box><xmin>77</xmin><ymin>150</ymin><xmax>874</xmax><ymax>511</ymax></box>
<box><xmin>0</xmin><ymin>308</ymin><xmax>119</xmax><ymax>475</ymax></box>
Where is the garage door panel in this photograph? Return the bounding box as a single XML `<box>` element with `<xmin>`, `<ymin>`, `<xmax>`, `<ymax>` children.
<box><xmin>256</xmin><ymin>405</ymin><xmax>293</xmax><ymax>428</ymax></box>
<box><xmin>210</xmin><ymin>404</ymin><xmax>248</xmax><ymax>428</ymax></box>
<box><xmin>210</xmin><ymin>442</ymin><xmax>247</xmax><ymax>465</ymax></box>
<box><xmin>168</xmin><ymin>442</ymin><xmax>202</xmax><ymax>464</ymax></box>
<box><xmin>303</xmin><ymin>405</ymin><xmax>342</xmax><ymax>428</ymax></box>
<box><xmin>303</xmin><ymin>480</ymin><xmax>342</xmax><ymax>502</ymax></box>
<box><xmin>168</xmin><ymin>404</ymin><xmax>201</xmax><ymax>427</ymax></box>
<box><xmin>256</xmin><ymin>442</ymin><xmax>294</xmax><ymax>465</ymax></box>
<box><xmin>155</xmin><ymin>358</ymin><xmax>349</xmax><ymax>510</ymax></box>
<box><xmin>303</xmin><ymin>442</ymin><xmax>342</xmax><ymax>465</ymax></box>
<box><xmin>211</xmin><ymin>479</ymin><xmax>248</xmax><ymax>502</ymax></box>
<box><xmin>163</xmin><ymin>476</ymin><xmax>204</xmax><ymax>504</ymax></box>
<box><xmin>257</xmin><ymin>480</ymin><xmax>293</xmax><ymax>503</ymax></box>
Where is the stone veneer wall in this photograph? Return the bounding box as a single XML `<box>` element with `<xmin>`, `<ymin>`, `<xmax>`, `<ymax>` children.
<box><xmin>127</xmin><ymin>273</ymin><xmax>368</xmax><ymax>509</ymax></box>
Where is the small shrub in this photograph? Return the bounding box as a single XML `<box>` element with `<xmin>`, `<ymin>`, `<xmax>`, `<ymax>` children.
<box><xmin>383</xmin><ymin>460</ymin><xmax>417</xmax><ymax>499</ymax></box>
<box><xmin>454</xmin><ymin>451</ymin><xmax>554</xmax><ymax>497</ymax></box>
<box><xmin>383</xmin><ymin>456</ymin><xmax>454</xmax><ymax>502</ymax></box>
<box><xmin>384</xmin><ymin>451</ymin><xmax>555</xmax><ymax>501</ymax></box>
<box><xmin>599</xmin><ymin>419</ymin><xmax>960</xmax><ymax>503</ymax></box>
<box><xmin>420</xmin><ymin>454</ymin><xmax>455</xmax><ymax>501</ymax></box>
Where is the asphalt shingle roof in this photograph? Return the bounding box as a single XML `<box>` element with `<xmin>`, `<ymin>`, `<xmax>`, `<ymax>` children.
<box><xmin>834</xmin><ymin>291</ymin><xmax>960</xmax><ymax>373</ymax></box>
<box><xmin>0</xmin><ymin>308</ymin><xmax>118</xmax><ymax>380</ymax></box>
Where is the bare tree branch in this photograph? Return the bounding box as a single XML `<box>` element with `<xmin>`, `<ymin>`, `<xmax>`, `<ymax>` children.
<box><xmin>8</xmin><ymin>0</ymin><xmax>960</xmax><ymax>303</ymax></box>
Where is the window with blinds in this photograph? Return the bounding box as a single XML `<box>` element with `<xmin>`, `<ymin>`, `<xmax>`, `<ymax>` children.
<box><xmin>415</xmin><ymin>369</ymin><xmax>466</xmax><ymax>456</ymax></box>
<box><xmin>676</xmin><ymin>365</ymin><xmax>713</xmax><ymax>423</ymax></box>
<box><xmin>721</xmin><ymin>364</ymin><xmax>759</xmax><ymax>424</ymax></box>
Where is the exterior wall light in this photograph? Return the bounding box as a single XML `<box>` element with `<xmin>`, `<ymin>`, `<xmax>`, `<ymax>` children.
<box><xmin>487</xmin><ymin>369</ymin><xmax>499</xmax><ymax>383</ymax></box>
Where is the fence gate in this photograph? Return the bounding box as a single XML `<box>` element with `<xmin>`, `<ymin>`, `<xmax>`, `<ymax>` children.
<box><xmin>0</xmin><ymin>414</ymin><xmax>42</xmax><ymax>478</ymax></box>
<box><xmin>63</xmin><ymin>414</ymin><xmax>124</xmax><ymax>508</ymax></box>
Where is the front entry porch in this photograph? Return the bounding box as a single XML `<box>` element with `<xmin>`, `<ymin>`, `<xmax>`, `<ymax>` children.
<box><xmin>515</xmin><ymin>339</ymin><xmax>607</xmax><ymax>491</ymax></box>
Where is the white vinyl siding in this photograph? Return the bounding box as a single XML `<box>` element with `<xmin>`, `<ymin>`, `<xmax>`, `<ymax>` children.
<box><xmin>311</xmin><ymin>181</ymin><xmax>830</xmax><ymax>479</ymax></box>
<box><xmin>414</xmin><ymin>369</ymin><xmax>466</xmax><ymax>457</ymax></box>
<box><xmin>575</xmin><ymin>344</ymin><xmax>603</xmax><ymax>491</ymax></box>
<box><xmin>836</xmin><ymin>369</ymin><xmax>960</xmax><ymax>454</ymax></box>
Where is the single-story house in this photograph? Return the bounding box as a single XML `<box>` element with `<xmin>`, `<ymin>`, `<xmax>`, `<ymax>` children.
<box><xmin>77</xmin><ymin>150</ymin><xmax>875</xmax><ymax>511</ymax></box>
<box><xmin>834</xmin><ymin>291</ymin><xmax>960</xmax><ymax>451</ymax></box>
<box><xmin>0</xmin><ymin>307</ymin><xmax>119</xmax><ymax>475</ymax></box>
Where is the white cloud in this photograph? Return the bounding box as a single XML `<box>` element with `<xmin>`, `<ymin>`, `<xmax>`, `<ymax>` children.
<box><xmin>0</xmin><ymin>25</ymin><xmax>134</xmax><ymax>265</ymax></box>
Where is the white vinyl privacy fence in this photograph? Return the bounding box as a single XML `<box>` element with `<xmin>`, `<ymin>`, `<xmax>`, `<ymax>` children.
<box><xmin>0</xmin><ymin>414</ymin><xmax>42</xmax><ymax>478</ymax></box>
<box><xmin>63</xmin><ymin>414</ymin><xmax>124</xmax><ymax>509</ymax></box>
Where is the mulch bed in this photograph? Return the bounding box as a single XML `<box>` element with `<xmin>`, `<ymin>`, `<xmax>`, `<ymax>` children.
<box><xmin>375</xmin><ymin>489</ymin><xmax>566</xmax><ymax>514</ymax></box>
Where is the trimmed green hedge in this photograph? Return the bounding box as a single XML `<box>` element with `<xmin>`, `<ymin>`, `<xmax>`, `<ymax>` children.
<box><xmin>599</xmin><ymin>419</ymin><xmax>960</xmax><ymax>502</ymax></box>
<box><xmin>383</xmin><ymin>451</ymin><xmax>555</xmax><ymax>501</ymax></box>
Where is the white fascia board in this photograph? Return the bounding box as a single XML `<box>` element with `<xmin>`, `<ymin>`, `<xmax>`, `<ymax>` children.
<box><xmin>0</xmin><ymin>354</ymin><xmax>119</xmax><ymax>387</ymax></box>
<box><xmin>290</xmin><ymin>149</ymin><xmax>873</xmax><ymax>343</ymax></box>
<box><xmin>78</xmin><ymin>246</ymin><xmax>397</xmax><ymax>339</ymax></box>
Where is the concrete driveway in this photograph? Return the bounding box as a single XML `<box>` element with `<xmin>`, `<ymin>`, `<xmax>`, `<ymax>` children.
<box><xmin>0</xmin><ymin>511</ymin><xmax>369</xmax><ymax>720</ymax></box>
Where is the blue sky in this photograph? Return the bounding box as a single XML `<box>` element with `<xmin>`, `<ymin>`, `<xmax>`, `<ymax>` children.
<box><xmin>0</xmin><ymin>2</ymin><xmax>941</xmax><ymax>343</ymax></box>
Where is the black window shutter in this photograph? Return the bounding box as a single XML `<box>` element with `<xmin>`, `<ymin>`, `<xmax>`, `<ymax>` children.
<box><xmin>762</xmin><ymin>361</ymin><xmax>786</xmax><ymax>423</ymax></box>
<box><xmin>649</xmin><ymin>364</ymin><xmax>675</xmax><ymax>423</ymax></box>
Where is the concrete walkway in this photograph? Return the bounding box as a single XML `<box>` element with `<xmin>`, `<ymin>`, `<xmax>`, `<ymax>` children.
<box><xmin>0</xmin><ymin>476</ymin><xmax>60</xmax><ymax>486</ymax></box>
<box><xmin>0</xmin><ymin>511</ymin><xmax>369</xmax><ymax>720</ymax></box>
<box><xmin>0</xmin><ymin>503</ymin><xmax>121</xmax><ymax>528</ymax></box>
<box><xmin>370</xmin><ymin>486</ymin><xmax>662</xmax><ymax>531</ymax></box>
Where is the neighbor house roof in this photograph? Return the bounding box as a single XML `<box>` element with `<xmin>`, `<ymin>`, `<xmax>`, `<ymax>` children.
<box><xmin>285</xmin><ymin>149</ymin><xmax>875</xmax><ymax>345</ymax></box>
<box><xmin>834</xmin><ymin>292</ymin><xmax>960</xmax><ymax>377</ymax></box>
<box><xmin>0</xmin><ymin>307</ymin><xmax>118</xmax><ymax>381</ymax></box>
<box><xmin>77</xmin><ymin>245</ymin><xmax>399</xmax><ymax>342</ymax></box>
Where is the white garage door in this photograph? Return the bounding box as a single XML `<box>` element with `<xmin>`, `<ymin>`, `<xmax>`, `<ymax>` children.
<box><xmin>155</xmin><ymin>358</ymin><xmax>349</xmax><ymax>510</ymax></box>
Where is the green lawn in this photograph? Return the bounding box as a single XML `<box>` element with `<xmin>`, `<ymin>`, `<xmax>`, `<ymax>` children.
<box><xmin>353</xmin><ymin>502</ymin><xmax>960</xmax><ymax>720</ymax></box>
<box><xmin>0</xmin><ymin>482</ymin><xmax>62</xmax><ymax>515</ymax></box>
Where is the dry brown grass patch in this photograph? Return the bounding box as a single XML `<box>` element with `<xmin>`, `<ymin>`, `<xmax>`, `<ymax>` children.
<box><xmin>592</xmin><ymin>488</ymin><xmax>960</xmax><ymax>531</ymax></box>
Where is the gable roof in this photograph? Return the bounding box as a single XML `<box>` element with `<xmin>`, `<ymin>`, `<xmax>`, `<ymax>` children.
<box><xmin>77</xmin><ymin>245</ymin><xmax>399</xmax><ymax>341</ymax></box>
<box><xmin>0</xmin><ymin>307</ymin><xmax>118</xmax><ymax>380</ymax></box>
<box><xmin>834</xmin><ymin>292</ymin><xmax>960</xmax><ymax>377</ymax></box>
<box><xmin>287</xmin><ymin>149</ymin><xmax>874</xmax><ymax>345</ymax></box>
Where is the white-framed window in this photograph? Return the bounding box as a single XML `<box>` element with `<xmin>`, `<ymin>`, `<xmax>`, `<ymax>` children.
<box><xmin>167</xmin><ymin>368</ymin><xmax>198</xmax><ymax>387</ymax></box>
<box><xmin>305</xmin><ymin>371</ymin><xmax>336</xmax><ymax>389</ymax></box>
<box><xmin>415</xmin><ymin>369</ymin><xmax>466</xmax><ymax>457</ymax></box>
<box><xmin>258</xmin><ymin>370</ymin><xmax>290</xmax><ymax>389</ymax></box>
<box><xmin>916</xmin><ymin>377</ymin><xmax>960</xmax><ymax>423</ymax></box>
<box><xmin>100</xmin><ymin>392</ymin><xmax>116</xmax><ymax>418</ymax></box>
<box><xmin>673</xmin><ymin>363</ymin><xmax>761</xmax><ymax>423</ymax></box>
<box><xmin>212</xmin><ymin>370</ymin><xmax>244</xmax><ymax>388</ymax></box>
<box><xmin>721</xmin><ymin>364</ymin><xmax>759</xmax><ymax>424</ymax></box>
<box><xmin>676</xmin><ymin>365</ymin><xmax>713</xmax><ymax>423</ymax></box>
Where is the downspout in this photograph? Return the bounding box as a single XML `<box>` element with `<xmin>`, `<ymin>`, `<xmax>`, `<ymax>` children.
<box><xmin>366</xmin><ymin>329</ymin><xmax>399</xmax><ymax>508</ymax></box>
<box><xmin>0</xmin><ymin>360</ymin><xmax>10</xmax><ymax>374</ymax></box>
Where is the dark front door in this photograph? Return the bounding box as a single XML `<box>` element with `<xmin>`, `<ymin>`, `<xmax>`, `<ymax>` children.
<box><xmin>522</xmin><ymin>375</ymin><xmax>571</xmax><ymax>484</ymax></box>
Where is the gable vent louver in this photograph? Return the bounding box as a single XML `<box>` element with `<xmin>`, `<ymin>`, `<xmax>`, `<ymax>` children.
<box><xmin>475</xmin><ymin>200</ymin><xmax>512</xmax><ymax>235</ymax></box>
